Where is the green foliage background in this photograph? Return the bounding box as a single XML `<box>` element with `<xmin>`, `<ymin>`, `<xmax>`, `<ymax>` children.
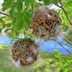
<box><xmin>0</xmin><ymin>0</ymin><xmax>72</xmax><ymax>72</ymax></box>
<box><xmin>0</xmin><ymin>0</ymin><xmax>72</xmax><ymax>37</ymax></box>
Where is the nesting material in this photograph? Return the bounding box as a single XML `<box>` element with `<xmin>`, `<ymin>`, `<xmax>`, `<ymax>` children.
<box><xmin>11</xmin><ymin>38</ymin><xmax>38</xmax><ymax>66</ymax></box>
<box><xmin>31</xmin><ymin>6</ymin><xmax>61</xmax><ymax>40</ymax></box>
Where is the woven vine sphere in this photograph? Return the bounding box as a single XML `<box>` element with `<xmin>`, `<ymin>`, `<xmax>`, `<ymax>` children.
<box><xmin>31</xmin><ymin>6</ymin><xmax>61</xmax><ymax>40</ymax></box>
<box><xmin>11</xmin><ymin>38</ymin><xmax>38</xmax><ymax>66</ymax></box>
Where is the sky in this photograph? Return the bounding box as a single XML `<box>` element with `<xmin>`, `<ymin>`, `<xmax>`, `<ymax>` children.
<box><xmin>0</xmin><ymin>0</ymin><xmax>3</xmax><ymax>10</ymax></box>
<box><xmin>0</xmin><ymin>0</ymin><xmax>72</xmax><ymax>54</ymax></box>
<box><xmin>0</xmin><ymin>0</ymin><xmax>3</xmax><ymax>4</ymax></box>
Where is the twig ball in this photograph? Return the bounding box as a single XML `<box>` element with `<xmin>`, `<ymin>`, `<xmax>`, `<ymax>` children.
<box><xmin>11</xmin><ymin>38</ymin><xmax>38</xmax><ymax>66</ymax></box>
<box><xmin>31</xmin><ymin>6</ymin><xmax>61</xmax><ymax>40</ymax></box>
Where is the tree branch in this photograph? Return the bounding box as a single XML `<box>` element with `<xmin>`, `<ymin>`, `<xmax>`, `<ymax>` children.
<box><xmin>55</xmin><ymin>3</ymin><xmax>72</xmax><ymax>26</ymax></box>
<box><xmin>53</xmin><ymin>39</ymin><xmax>71</xmax><ymax>54</ymax></box>
<box><xmin>0</xmin><ymin>12</ymin><xmax>16</xmax><ymax>19</ymax></box>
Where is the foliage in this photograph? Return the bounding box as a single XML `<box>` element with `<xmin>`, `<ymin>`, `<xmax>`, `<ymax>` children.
<box><xmin>0</xmin><ymin>46</ymin><xmax>72</xmax><ymax>72</ymax></box>
<box><xmin>40</xmin><ymin>50</ymin><xmax>72</xmax><ymax>72</ymax></box>
<box><xmin>0</xmin><ymin>0</ymin><xmax>72</xmax><ymax>37</ymax></box>
<box><xmin>0</xmin><ymin>16</ymin><xmax>12</xmax><ymax>29</ymax></box>
<box><xmin>1</xmin><ymin>0</ymin><xmax>41</xmax><ymax>37</ymax></box>
<box><xmin>59</xmin><ymin>0</ymin><xmax>72</xmax><ymax>31</ymax></box>
<box><xmin>39</xmin><ymin>0</ymin><xmax>61</xmax><ymax>5</ymax></box>
<box><xmin>0</xmin><ymin>0</ymin><xmax>72</xmax><ymax>71</ymax></box>
<box><xmin>54</xmin><ymin>50</ymin><xmax>72</xmax><ymax>72</ymax></box>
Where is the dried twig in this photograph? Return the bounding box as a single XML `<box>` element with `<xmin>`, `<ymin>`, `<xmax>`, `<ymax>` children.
<box><xmin>60</xmin><ymin>42</ymin><xmax>72</xmax><ymax>48</ymax></box>
<box><xmin>53</xmin><ymin>39</ymin><xmax>71</xmax><ymax>53</ymax></box>
<box><xmin>55</xmin><ymin>2</ymin><xmax>72</xmax><ymax>26</ymax></box>
<box><xmin>0</xmin><ymin>12</ymin><xmax>16</xmax><ymax>19</ymax></box>
<box><xmin>63</xmin><ymin>38</ymin><xmax>72</xmax><ymax>46</ymax></box>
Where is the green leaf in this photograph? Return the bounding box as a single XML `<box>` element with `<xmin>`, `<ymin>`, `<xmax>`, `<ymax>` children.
<box><xmin>2</xmin><ymin>0</ymin><xmax>14</xmax><ymax>11</ymax></box>
<box><xmin>59</xmin><ymin>69</ymin><xmax>64</xmax><ymax>72</ymax></box>
<box><xmin>24</xmin><ymin>0</ymin><xmax>34</xmax><ymax>6</ymax></box>
<box><xmin>44</xmin><ymin>0</ymin><xmax>60</xmax><ymax>5</ymax></box>
<box><xmin>9</xmin><ymin>2</ymin><xmax>18</xmax><ymax>16</ymax></box>
<box><xmin>54</xmin><ymin>0</ymin><xmax>60</xmax><ymax>4</ymax></box>
<box><xmin>44</xmin><ymin>0</ymin><xmax>50</xmax><ymax>5</ymax></box>
<box><xmin>17</xmin><ymin>0</ymin><xmax>23</xmax><ymax>11</ymax></box>
<box><xmin>17</xmin><ymin>18</ymin><xmax>24</xmax><ymax>30</ymax></box>
<box><xmin>49</xmin><ymin>60</ymin><xmax>55</xmax><ymax>65</ymax></box>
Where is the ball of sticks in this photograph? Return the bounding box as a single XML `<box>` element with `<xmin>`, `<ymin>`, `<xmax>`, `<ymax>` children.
<box><xmin>11</xmin><ymin>38</ymin><xmax>38</xmax><ymax>66</ymax></box>
<box><xmin>31</xmin><ymin>6</ymin><xmax>61</xmax><ymax>40</ymax></box>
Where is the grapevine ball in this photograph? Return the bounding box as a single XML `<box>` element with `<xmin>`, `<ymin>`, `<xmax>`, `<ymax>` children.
<box><xmin>11</xmin><ymin>38</ymin><xmax>38</xmax><ymax>66</ymax></box>
<box><xmin>31</xmin><ymin>6</ymin><xmax>61</xmax><ymax>40</ymax></box>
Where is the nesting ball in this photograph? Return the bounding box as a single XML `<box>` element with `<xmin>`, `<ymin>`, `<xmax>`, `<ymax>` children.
<box><xmin>11</xmin><ymin>38</ymin><xmax>38</xmax><ymax>66</ymax></box>
<box><xmin>31</xmin><ymin>6</ymin><xmax>61</xmax><ymax>40</ymax></box>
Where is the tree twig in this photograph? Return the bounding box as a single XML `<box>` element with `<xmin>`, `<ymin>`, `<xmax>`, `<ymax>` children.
<box><xmin>0</xmin><ymin>12</ymin><xmax>16</xmax><ymax>19</ymax></box>
<box><xmin>59</xmin><ymin>32</ymin><xmax>72</xmax><ymax>46</ymax></box>
<box><xmin>55</xmin><ymin>3</ymin><xmax>72</xmax><ymax>26</ymax></box>
<box><xmin>63</xmin><ymin>38</ymin><xmax>72</xmax><ymax>46</ymax></box>
<box><xmin>60</xmin><ymin>42</ymin><xmax>72</xmax><ymax>48</ymax></box>
<box><xmin>53</xmin><ymin>39</ymin><xmax>71</xmax><ymax>53</ymax></box>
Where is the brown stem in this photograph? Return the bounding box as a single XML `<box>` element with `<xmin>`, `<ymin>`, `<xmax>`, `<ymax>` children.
<box><xmin>59</xmin><ymin>32</ymin><xmax>72</xmax><ymax>46</ymax></box>
<box><xmin>53</xmin><ymin>39</ymin><xmax>71</xmax><ymax>53</ymax></box>
<box><xmin>0</xmin><ymin>12</ymin><xmax>16</xmax><ymax>19</ymax></box>
<box><xmin>55</xmin><ymin>3</ymin><xmax>72</xmax><ymax>26</ymax></box>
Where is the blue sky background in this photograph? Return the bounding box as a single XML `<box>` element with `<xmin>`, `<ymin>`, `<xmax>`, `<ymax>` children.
<box><xmin>0</xmin><ymin>0</ymin><xmax>72</xmax><ymax>54</ymax></box>
<box><xmin>0</xmin><ymin>36</ymin><xmax>72</xmax><ymax>54</ymax></box>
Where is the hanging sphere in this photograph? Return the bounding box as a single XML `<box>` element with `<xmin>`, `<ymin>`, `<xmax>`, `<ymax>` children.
<box><xmin>11</xmin><ymin>38</ymin><xmax>38</xmax><ymax>66</ymax></box>
<box><xmin>31</xmin><ymin>6</ymin><xmax>61</xmax><ymax>40</ymax></box>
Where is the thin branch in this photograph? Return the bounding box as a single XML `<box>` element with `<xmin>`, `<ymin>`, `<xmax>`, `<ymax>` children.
<box><xmin>59</xmin><ymin>32</ymin><xmax>72</xmax><ymax>46</ymax></box>
<box><xmin>60</xmin><ymin>42</ymin><xmax>72</xmax><ymax>48</ymax></box>
<box><xmin>53</xmin><ymin>39</ymin><xmax>71</xmax><ymax>53</ymax></box>
<box><xmin>55</xmin><ymin>3</ymin><xmax>72</xmax><ymax>26</ymax></box>
<box><xmin>0</xmin><ymin>12</ymin><xmax>16</xmax><ymax>19</ymax></box>
<box><xmin>63</xmin><ymin>38</ymin><xmax>72</xmax><ymax>46</ymax></box>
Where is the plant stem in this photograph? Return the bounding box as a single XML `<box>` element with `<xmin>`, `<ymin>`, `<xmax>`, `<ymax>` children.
<box><xmin>55</xmin><ymin>3</ymin><xmax>72</xmax><ymax>26</ymax></box>
<box><xmin>0</xmin><ymin>12</ymin><xmax>16</xmax><ymax>19</ymax></box>
<box><xmin>53</xmin><ymin>39</ymin><xmax>71</xmax><ymax>53</ymax></box>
